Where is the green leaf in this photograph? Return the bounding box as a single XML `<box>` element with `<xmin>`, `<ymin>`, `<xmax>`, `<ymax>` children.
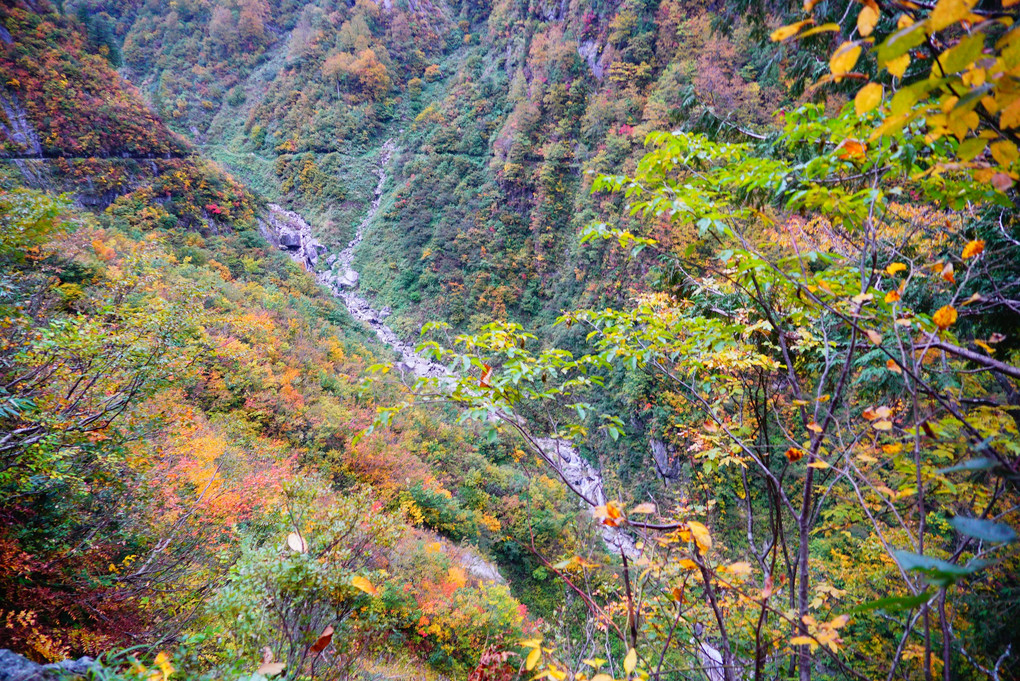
<box><xmin>938</xmin><ymin>33</ymin><xmax>985</xmax><ymax>75</ymax></box>
<box><xmin>948</xmin><ymin>516</ymin><xmax>1017</xmax><ymax>544</ymax></box>
<box><xmin>877</xmin><ymin>22</ymin><xmax>926</xmax><ymax>67</ymax></box>
<box><xmin>939</xmin><ymin>457</ymin><xmax>998</xmax><ymax>474</ymax></box>
<box><xmin>849</xmin><ymin>591</ymin><xmax>933</xmax><ymax>613</ymax></box>
<box><xmin>892</xmin><ymin>549</ymin><xmax>985</xmax><ymax>586</ymax></box>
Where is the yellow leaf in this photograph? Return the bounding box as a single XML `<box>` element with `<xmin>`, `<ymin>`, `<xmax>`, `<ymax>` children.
<box><xmin>1001</xmin><ymin>96</ymin><xmax>1020</xmax><ymax>129</ymax></box>
<box><xmin>351</xmin><ymin>575</ymin><xmax>378</xmax><ymax>596</ymax></box>
<box><xmin>807</xmin><ymin>420</ymin><xmax>823</xmax><ymax>433</ymax></box>
<box><xmin>287</xmin><ymin>532</ymin><xmax>307</xmax><ymax>553</ymax></box>
<box><xmin>857</xmin><ymin>4</ymin><xmax>879</xmax><ymax>37</ymax></box>
<box><xmin>623</xmin><ymin>648</ymin><xmax>637</xmax><ymax>675</ymax></box>
<box><xmin>930</xmin><ymin>0</ymin><xmax>979</xmax><ymax>32</ymax></box>
<box><xmin>873</xmin><ymin>420</ymin><xmax>894</xmax><ymax>431</ymax></box>
<box><xmin>886</xmin><ymin>53</ymin><xmax>910</xmax><ymax>78</ymax></box>
<box><xmin>830</xmin><ymin>42</ymin><xmax>862</xmax><ymax>77</ymax></box>
<box><xmin>525</xmin><ymin>647</ymin><xmax>542</xmax><ymax>671</ymax></box>
<box><xmin>990</xmin><ymin>141</ymin><xmax>1019</xmax><ymax>166</ymax></box>
<box><xmin>962</xmin><ymin>239</ymin><xmax>985</xmax><ymax>259</ymax></box>
<box><xmin>448</xmin><ymin>566</ymin><xmax>467</xmax><ymax>589</ymax></box>
<box><xmin>771</xmin><ymin>19</ymin><xmax>813</xmax><ymax>42</ymax></box>
<box><xmin>974</xmin><ymin>339</ymin><xmax>994</xmax><ymax>354</ymax></box>
<box><xmin>726</xmin><ymin>561</ymin><xmax>753</xmax><ymax>576</ymax></box>
<box><xmin>886</xmin><ymin>262</ymin><xmax>908</xmax><ymax>275</ymax></box>
<box><xmin>591</xmin><ymin>675</ymin><xmax>614</xmax><ymax>681</ymax></box>
<box><xmin>630</xmin><ymin>503</ymin><xmax>656</xmax><ymax>514</ymax></box>
<box><xmin>808</xmin><ymin>460</ymin><xmax>830</xmax><ymax>469</ymax></box>
<box><xmin>791</xmin><ymin>635</ymin><xmax>818</xmax><ymax>651</ymax></box>
<box><xmin>933</xmin><ymin>305</ymin><xmax>958</xmax><ymax>330</ymax></box>
<box><xmin>885</xmin><ymin>290</ymin><xmax>901</xmax><ymax>303</ymax></box>
<box><xmin>865</xmin><ymin>329</ymin><xmax>883</xmax><ymax>345</ymax></box>
<box><xmin>855</xmin><ymin>82</ymin><xmax>883</xmax><ymax>115</ymax></box>
<box><xmin>677</xmin><ymin>558</ymin><xmax>699</xmax><ymax>570</ymax></box>
<box><xmin>687</xmin><ymin>520</ymin><xmax>712</xmax><ymax>552</ymax></box>
<box><xmin>154</xmin><ymin>652</ymin><xmax>174</xmax><ymax>681</ymax></box>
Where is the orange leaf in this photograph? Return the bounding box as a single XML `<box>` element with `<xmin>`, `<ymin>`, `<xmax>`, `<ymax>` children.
<box><xmin>933</xmin><ymin>305</ymin><xmax>958</xmax><ymax>330</ymax></box>
<box><xmin>351</xmin><ymin>575</ymin><xmax>378</xmax><ymax>596</ymax></box>
<box><xmin>836</xmin><ymin>139</ymin><xmax>866</xmax><ymax>160</ymax></box>
<box><xmin>785</xmin><ymin>448</ymin><xmax>805</xmax><ymax>462</ymax></box>
<box><xmin>962</xmin><ymin>240</ymin><xmax>985</xmax><ymax>259</ymax></box>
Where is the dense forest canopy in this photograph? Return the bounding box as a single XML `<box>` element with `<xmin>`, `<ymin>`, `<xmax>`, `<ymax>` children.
<box><xmin>0</xmin><ymin>0</ymin><xmax>1019</xmax><ymax>680</ymax></box>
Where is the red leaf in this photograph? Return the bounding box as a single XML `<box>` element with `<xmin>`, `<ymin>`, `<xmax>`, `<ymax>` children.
<box><xmin>310</xmin><ymin>625</ymin><xmax>334</xmax><ymax>654</ymax></box>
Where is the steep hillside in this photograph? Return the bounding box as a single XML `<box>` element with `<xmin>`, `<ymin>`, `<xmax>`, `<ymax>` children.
<box><xmin>2</xmin><ymin>0</ymin><xmax>1020</xmax><ymax>680</ymax></box>
<box><xmin>76</xmin><ymin>0</ymin><xmax>807</xmax><ymax>342</ymax></box>
<box><xmin>0</xmin><ymin>3</ymin><xmax>602</xmax><ymax>677</ymax></box>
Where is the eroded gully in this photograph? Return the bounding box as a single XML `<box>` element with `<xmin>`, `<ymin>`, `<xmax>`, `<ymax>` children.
<box><xmin>259</xmin><ymin>141</ymin><xmax>635</xmax><ymax>558</ymax></box>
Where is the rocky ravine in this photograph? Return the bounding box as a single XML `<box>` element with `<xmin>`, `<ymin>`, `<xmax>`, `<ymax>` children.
<box><xmin>259</xmin><ymin>142</ymin><xmax>636</xmax><ymax>558</ymax></box>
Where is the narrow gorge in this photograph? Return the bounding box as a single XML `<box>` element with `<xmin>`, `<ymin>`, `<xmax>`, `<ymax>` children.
<box><xmin>260</xmin><ymin>143</ymin><xmax>637</xmax><ymax>558</ymax></box>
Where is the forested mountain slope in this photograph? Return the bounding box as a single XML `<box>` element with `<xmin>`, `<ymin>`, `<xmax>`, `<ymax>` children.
<box><xmin>69</xmin><ymin>0</ymin><xmax>796</xmax><ymax>339</ymax></box>
<box><xmin>1</xmin><ymin>0</ymin><xmax>1020</xmax><ymax>680</ymax></box>
<box><xmin>0</xmin><ymin>3</ymin><xmax>598</xmax><ymax>678</ymax></box>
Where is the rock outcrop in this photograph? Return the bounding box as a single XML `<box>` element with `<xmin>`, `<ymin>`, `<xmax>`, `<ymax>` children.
<box><xmin>0</xmin><ymin>649</ymin><xmax>95</xmax><ymax>681</ymax></box>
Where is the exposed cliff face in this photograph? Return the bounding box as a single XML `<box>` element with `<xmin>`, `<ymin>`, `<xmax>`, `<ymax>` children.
<box><xmin>0</xmin><ymin>89</ymin><xmax>42</xmax><ymax>157</ymax></box>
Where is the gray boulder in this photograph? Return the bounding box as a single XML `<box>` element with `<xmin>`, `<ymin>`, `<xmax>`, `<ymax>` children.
<box><xmin>338</xmin><ymin>269</ymin><xmax>359</xmax><ymax>288</ymax></box>
<box><xmin>279</xmin><ymin>230</ymin><xmax>301</xmax><ymax>250</ymax></box>
<box><xmin>0</xmin><ymin>649</ymin><xmax>95</xmax><ymax>681</ymax></box>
